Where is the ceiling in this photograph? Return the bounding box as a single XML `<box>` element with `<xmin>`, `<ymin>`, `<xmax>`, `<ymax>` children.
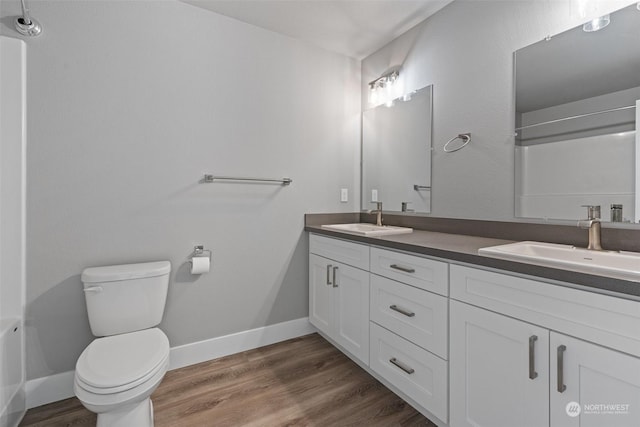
<box><xmin>181</xmin><ymin>0</ymin><xmax>453</xmax><ymax>59</ymax></box>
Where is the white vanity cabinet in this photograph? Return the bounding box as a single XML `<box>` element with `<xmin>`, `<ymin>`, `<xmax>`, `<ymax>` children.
<box><xmin>309</xmin><ymin>234</ymin><xmax>450</xmax><ymax>424</ymax></box>
<box><xmin>308</xmin><ymin>232</ymin><xmax>640</xmax><ymax>427</ymax></box>
<box><xmin>369</xmin><ymin>247</ymin><xmax>450</xmax><ymax>422</ymax></box>
<box><xmin>449</xmin><ymin>264</ymin><xmax>640</xmax><ymax>427</ymax></box>
<box><xmin>309</xmin><ymin>235</ymin><xmax>370</xmax><ymax>365</ymax></box>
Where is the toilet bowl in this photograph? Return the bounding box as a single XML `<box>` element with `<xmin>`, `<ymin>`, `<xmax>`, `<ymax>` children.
<box><xmin>74</xmin><ymin>261</ymin><xmax>171</xmax><ymax>427</ymax></box>
<box><xmin>74</xmin><ymin>328</ymin><xmax>170</xmax><ymax>427</ymax></box>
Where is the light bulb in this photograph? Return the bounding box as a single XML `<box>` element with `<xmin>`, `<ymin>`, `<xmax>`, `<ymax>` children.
<box><xmin>369</xmin><ymin>87</ymin><xmax>378</xmax><ymax>106</ymax></box>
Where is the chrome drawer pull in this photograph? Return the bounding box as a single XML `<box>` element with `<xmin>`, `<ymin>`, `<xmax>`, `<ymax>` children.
<box><xmin>389</xmin><ymin>357</ymin><xmax>415</xmax><ymax>374</ymax></box>
<box><xmin>389</xmin><ymin>304</ymin><xmax>415</xmax><ymax>317</ymax></box>
<box><xmin>390</xmin><ymin>264</ymin><xmax>415</xmax><ymax>273</ymax></box>
<box><xmin>326</xmin><ymin>264</ymin><xmax>333</xmax><ymax>285</ymax></box>
<box><xmin>529</xmin><ymin>335</ymin><xmax>538</xmax><ymax>380</ymax></box>
<box><xmin>557</xmin><ymin>345</ymin><xmax>567</xmax><ymax>393</ymax></box>
<box><xmin>332</xmin><ymin>266</ymin><xmax>339</xmax><ymax>288</ymax></box>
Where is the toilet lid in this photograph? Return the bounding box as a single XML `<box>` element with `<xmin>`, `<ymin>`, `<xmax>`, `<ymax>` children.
<box><xmin>76</xmin><ymin>328</ymin><xmax>169</xmax><ymax>392</ymax></box>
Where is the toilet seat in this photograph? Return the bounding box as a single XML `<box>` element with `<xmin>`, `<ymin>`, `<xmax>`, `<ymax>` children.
<box><xmin>75</xmin><ymin>328</ymin><xmax>169</xmax><ymax>395</ymax></box>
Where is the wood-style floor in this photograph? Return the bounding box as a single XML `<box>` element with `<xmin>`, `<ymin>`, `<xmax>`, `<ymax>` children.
<box><xmin>20</xmin><ymin>333</ymin><xmax>436</xmax><ymax>427</ymax></box>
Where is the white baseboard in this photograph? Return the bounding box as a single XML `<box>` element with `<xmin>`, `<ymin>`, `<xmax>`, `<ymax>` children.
<box><xmin>169</xmin><ymin>317</ymin><xmax>315</xmax><ymax>370</ymax></box>
<box><xmin>25</xmin><ymin>317</ymin><xmax>315</xmax><ymax>409</ymax></box>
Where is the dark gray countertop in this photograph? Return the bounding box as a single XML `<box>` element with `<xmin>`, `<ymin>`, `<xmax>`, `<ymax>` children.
<box><xmin>305</xmin><ymin>225</ymin><xmax>640</xmax><ymax>300</ymax></box>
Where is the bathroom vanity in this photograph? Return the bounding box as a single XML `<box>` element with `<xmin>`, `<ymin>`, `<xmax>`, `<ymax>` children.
<box><xmin>306</xmin><ymin>222</ymin><xmax>640</xmax><ymax>427</ymax></box>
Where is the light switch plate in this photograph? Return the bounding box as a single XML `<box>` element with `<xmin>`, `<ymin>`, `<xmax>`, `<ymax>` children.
<box><xmin>371</xmin><ymin>189</ymin><xmax>378</xmax><ymax>202</ymax></box>
<box><xmin>340</xmin><ymin>188</ymin><xmax>348</xmax><ymax>202</ymax></box>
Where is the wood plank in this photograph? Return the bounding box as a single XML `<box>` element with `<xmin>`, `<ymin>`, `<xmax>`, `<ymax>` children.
<box><xmin>20</xmin><ymin>333</ymin><xmax>436</xmax><ymax>426</ymax></box>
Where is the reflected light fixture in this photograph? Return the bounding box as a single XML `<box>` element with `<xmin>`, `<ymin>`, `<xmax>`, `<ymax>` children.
<box><xmin>583</xmin><ymin>14</ymin><xmax>610</xmax><ymax>31</ymax></box>
<box><xmin>573</xmin><ymin>0</ymin><xmax>610</xmax><ymax>32</ymax></box>
<box><xmin>369</xmin><ymin>70</ymin><xmax>400</xmax><ymax>107</ymax></box>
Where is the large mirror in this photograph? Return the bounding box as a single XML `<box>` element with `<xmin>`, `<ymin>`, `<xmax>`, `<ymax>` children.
<box><xmin>514</xmin><ymin>2</ymin><xmax>640</xmax><ymax>223</ymax></box>
<box><xmin>362</xmin><ymin>85</ymin><xmax>432</xmax><ymax>214</ymax></box>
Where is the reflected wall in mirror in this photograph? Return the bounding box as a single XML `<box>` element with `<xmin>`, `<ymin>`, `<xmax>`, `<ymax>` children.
<box><xmin>514</xmin><ymin>2</ymin><xmax>640</xmax><ymax>223</ymax></box>
<box><xmin>362</xmin><ymin>85</ymin><xmax>432</xmax><ymax>214</ymax></box>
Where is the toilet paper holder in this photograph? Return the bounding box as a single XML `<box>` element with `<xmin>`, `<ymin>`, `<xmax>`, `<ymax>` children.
<box><xmin>189</xmin><ymin>245</ymin><xmax>212</xmax><ymax>275</ymax></box>
<box><xmin>192</xmin><ymin>245</ymin><xmax>211</xmax><ymax>261</ymax></box>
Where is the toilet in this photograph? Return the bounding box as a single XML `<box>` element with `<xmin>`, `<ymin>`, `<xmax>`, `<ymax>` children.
<box><xmin>74</xmin><ymin>261</ymin><xmax>171</xmax><ymax>427</ymax></box>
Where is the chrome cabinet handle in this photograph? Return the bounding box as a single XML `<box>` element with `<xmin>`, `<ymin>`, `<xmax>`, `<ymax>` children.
<box><xmin>326</xmin><ymin>264</ymin><xmax>333</xmax><ymax>285</ymax></box>
<box><xmin>557</xmin><ymin>345</ymin><xmax>567</xmax><ymax>393</ymax></box>
<box><xmin>389</xmin><ymin>304</ymin><xmax>415</xmax><ymax>318</ymax></box>
<box><xmin>389</xmin><ymin>357</ymin><xmax>415</xmax><ymax>374</ymax></box>
<box><xmin>332</xmin><ymin>266</ymin><xmax>339</xmax><ymax>287</ymax></box>
<box><xmin>529</xmin><ymin>335</ymin><xmax>538</xmax><ymax>380</ymax></box>
<box><xmin>390</xmin><ymin>264</ymin><xmax>415</xmax><ymax>273</ymax></box>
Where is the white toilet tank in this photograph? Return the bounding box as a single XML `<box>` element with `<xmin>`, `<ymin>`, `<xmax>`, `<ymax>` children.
<box><xmin>81</xmin><ymin>261</ymin><xmax>171</xmax><ymax>337</ymax></box>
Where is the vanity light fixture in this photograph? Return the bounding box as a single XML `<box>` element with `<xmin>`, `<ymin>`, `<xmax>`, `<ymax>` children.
<box><xmin>369</xmin><ymin>70</ymin><xmax>399</xmax><ymax>92</ymax></box>
<box><xmin>369</xmin><ymin>69</ymin><xmax>400</xmax><ymax>107</ymax></box>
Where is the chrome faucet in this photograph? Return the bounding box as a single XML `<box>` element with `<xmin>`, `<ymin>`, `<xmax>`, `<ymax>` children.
<box><xmin>577</xmin><ymin>205</ymin><xmax>603</xmax><ymax>250</ymax></box>
<box><xmin>368</xmin><ymin>201</ymin><xmax>383</xmax><ymax>226</ymax></box>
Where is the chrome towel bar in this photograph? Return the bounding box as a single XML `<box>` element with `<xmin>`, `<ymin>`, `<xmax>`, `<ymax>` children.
<box><xmin>515</xmin><ymin>104</ymin><xmax>636</xmax><ymax>132</ymax></box>
<box><xmin>413</xmin><ymin>185</ymin><xmax>431</xmax><ymax>191</ymax></box>
<box><xmin>203</xmin><ymin>174</ymin><xmax>292</xmax><ymax>185</ymax></box>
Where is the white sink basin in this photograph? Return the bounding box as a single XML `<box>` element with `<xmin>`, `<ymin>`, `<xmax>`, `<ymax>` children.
<box><xmin>321</xmin><ymin>223</ymin><xmax>413</xmax><ymax>237</ymax></box>
<box><xmin>479</xmin><ymin>241</ymin><xmax>640</xmax><ymax>281</ymax></box>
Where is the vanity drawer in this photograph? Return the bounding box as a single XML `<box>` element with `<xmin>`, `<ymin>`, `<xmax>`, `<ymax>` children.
<box><xmin>450</xmin><ymin>264</ymin><xmax>640</xmax><ymax>357</ymax></box>
<box><xmin>370</xmin><ymin>247</ymin><xmax>448</xmax><ymax>296</ymax></box>
<box><xmin>309</xmin><ymin>234</ymin><xmax>369</xmax><ymax>270</ymax></box>
<box><xmin>370</xmin><ymin>274</ymin><xmax>448</xmax><ymax>359</ymax></box>
<box><xmin>370</xmin><ymin>322</ymin><xmax>448</xmax><ymax>423</ymax></box>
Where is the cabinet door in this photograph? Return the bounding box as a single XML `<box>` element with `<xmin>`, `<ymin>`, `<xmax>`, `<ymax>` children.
<box><xmin>333</xmin><ymin>262</ymin><xmax>370</xmax><ymax>365</ymax></box>
<box><xmin>550</xmin><ymin>332</ymin><xmax>640</xmax><ymax>427</ymax></box>
<box><xmin>309</xmin><ymin>254</ymin><xmax>332</xmax><ymax>336</ymax></box>
<box><xmin>450</xmin><ymin>300</ymin><xmax>549</xmax><ymax>427</ymax></box>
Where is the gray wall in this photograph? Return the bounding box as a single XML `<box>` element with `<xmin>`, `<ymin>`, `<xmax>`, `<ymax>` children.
<box><xmin>1</xmin><ymin>0</ymin><xmax>360</xmax><ymax>380</ymax></box>
<box><xmin>361</xmin><ymin>0</ymin><xmax>634</xmax><ymax>220</ymax></box>
<box><xmin>4</xmin><ymin>0</ymin><xmax>635</xmax><ymax>382</ymax></box>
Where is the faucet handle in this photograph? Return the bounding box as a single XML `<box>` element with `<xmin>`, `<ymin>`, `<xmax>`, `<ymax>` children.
<box><xmin>581</xmin><ymin>205</ymin><xmax>601</xmax><ymax>220</ymax></box>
